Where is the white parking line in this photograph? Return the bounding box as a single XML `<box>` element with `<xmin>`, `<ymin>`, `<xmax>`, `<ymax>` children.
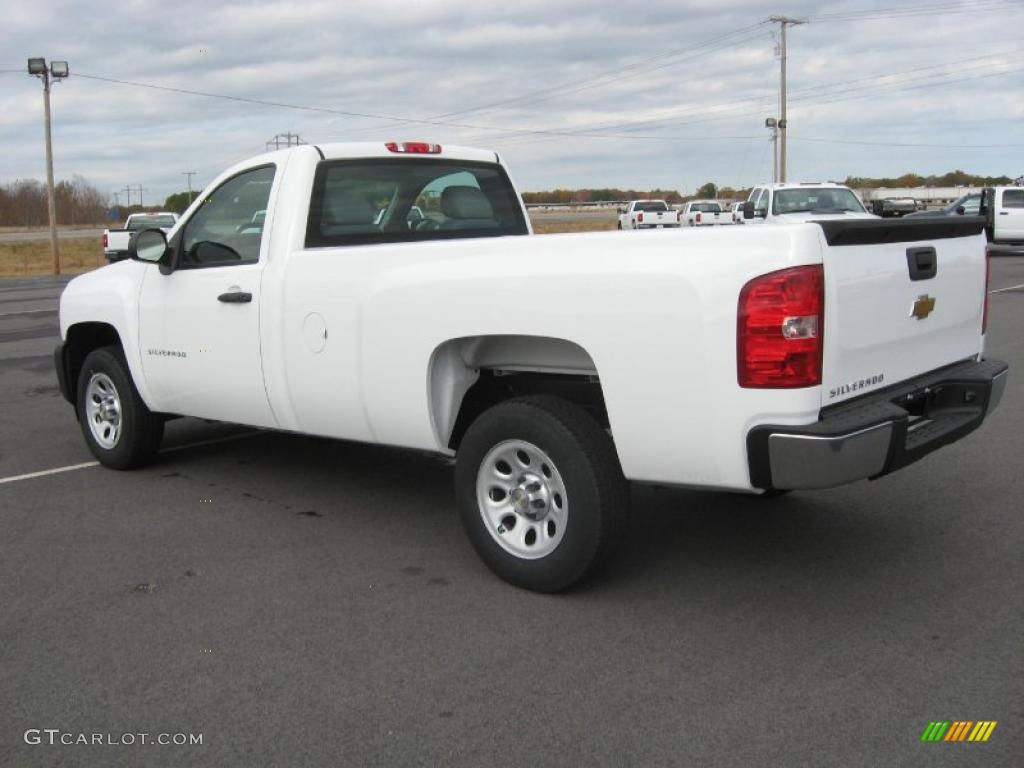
<box><xmin>990</xmin><ymin>282</ymin><xmax>1024</xmax><ymax>295</ymax></box>
<box><xmin>0</xmin><ymin>308</ymin><xmax>57</xmax><ymax>318</ymax></box>
<box><xmin>0</xmin><ymin>461</ymin><xmax>99</xmax><ymax>485</ymax></box>
<box><xmin>0</xmin><ymin>431</ymin><xmax>261</xmax><ymax>487</ymax></box>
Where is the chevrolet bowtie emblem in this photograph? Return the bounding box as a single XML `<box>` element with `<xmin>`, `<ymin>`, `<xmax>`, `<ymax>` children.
<box><xmin>911</xmin><ymin>294</ymin><xmax>936</xmax><ymax>320</ymax></box>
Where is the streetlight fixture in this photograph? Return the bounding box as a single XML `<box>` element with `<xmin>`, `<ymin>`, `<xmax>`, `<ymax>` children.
<box><xmin>765</xmin><ymin>118</ymin><xmax>779</xmax><ymax>184</ymax></box>
<box><xmin>27</xmin><ymin>57</ymin><xmax>70</xmax><ymax>275</ymax></box>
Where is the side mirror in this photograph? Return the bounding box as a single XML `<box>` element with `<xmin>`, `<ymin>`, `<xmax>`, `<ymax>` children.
<box><xmin>955</xmin><ymin>205</ymin><xmax>966</xmax><ymax>215</ymax></box>
<box><xmin>742</xmin><ymin>201</ymin><xmax>755</xmax><ymax>220</ymax></box>
<box><xmin>128</xmin><ymin>228</ymin><xmax>168</xmax><ymax>264</ymax></box>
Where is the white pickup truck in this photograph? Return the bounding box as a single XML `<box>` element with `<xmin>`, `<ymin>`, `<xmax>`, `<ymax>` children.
<box><xmin>103</xmin><ymin>212</ymin><xmax>179</xmax><ymax>262</ymax></box>
<box><xmin>742</xmin><ymin>183</ymin><xmax>877</xmax><ymax>224</ymax></box>
<box><xmin>56</xmin><ymin>141</ymin><xmax>1007</xmax><ymax>592</ymax></box>
<box><xmin>680</xmin><ymin>200</ymin><xmax>731</xmax><ymax>227</ymax></box>
<box><xmin>981</xmin><ymin>186</ymin><xmax>1024</xmax><ymax>243</ymax></box>
<box><xmin>617</xmin><ymin>200</ymin><xmax>680</xmax><ymax>229</ymax></box>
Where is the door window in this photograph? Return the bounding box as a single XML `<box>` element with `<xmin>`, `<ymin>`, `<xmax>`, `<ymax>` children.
<box><xmin>754</xmin><ymin>188</ymin><xmax>769</xmax><ymax>215</ymax></box>
<box><xmin>1002</xmin><ymin>189</ymin><xmax>1024</xmax><ymax>208</ymax></box>
<box><xmin>180</xmin><ymin>165</ymin><xmax>276</xmax><ymax>268</ymax></box>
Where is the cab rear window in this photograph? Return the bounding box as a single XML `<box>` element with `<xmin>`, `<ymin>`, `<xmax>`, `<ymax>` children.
<box><xmin>305</xmin><ymin>158</ymin><xmax>529</xmax><ymax>248</ymax></box>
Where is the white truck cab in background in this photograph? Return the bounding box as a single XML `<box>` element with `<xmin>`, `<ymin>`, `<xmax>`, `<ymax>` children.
<box><xmin>103</xmin><ymin>212</ymin><xmax>180</xmax><ymax>262</ymax></box>
<box><xmin>981</xmin><ymin>186</ymin><xmax>1024</xmax><ymax>243</ymax></box>
<box><xmin>743</xmin><ymin>183</ymin><xmax>877</xmax><ymax>224</ymax></box>
<box><xmin>617</xmin><ymin>200</ymin><xmax>680</xmax><ymax>229</ymax></box>
<box><xmin>680</xmin><ymin>200</ymin><xmax>731</xmax><ymax>227</ymax></box>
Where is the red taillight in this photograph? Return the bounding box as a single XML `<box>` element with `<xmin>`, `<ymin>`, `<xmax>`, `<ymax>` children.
<box><xmin>385</xmin><ymin>141</ymin><xmax>442</xmax><ymax>154</ymax></box>
<box><xmin>738</xmin><ymin>265</ymin><xmax>824</xmax><ymax>388</ymax></box>
<box><xmin>696</xmin><ymin>212</ymin><xmax>702</xmax><ymax>223</ymax></box>
<box><xmin>102</xmin><ymin>232</ymin><xmax>107</xmax><ymax>248</ymax></box>
<box><xmin>982</xmin><ymin>247</ymin><xmax>991</xmax><ymax>334</ymax></box>
<box><xmin>638</xmin><ymin>211</ymin><xmax>644</xmax><ymax>223</ymax></box>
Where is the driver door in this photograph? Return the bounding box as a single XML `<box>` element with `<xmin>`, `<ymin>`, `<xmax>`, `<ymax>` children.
<box><xmin>138</xmin><ymin>164</ymin><xmax>279</xmax><ymax>427</ymax></box>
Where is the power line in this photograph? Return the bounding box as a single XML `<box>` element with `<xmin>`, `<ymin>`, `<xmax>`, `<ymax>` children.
<box><xmin>490</xmin><ymin>52</ymin><xmax>1023</xmax><ymax>148</ymax></box>
<box><xmin>67</xmin><ymin>71</ymin><xmax>756</xmax><ymax>143</ymax></box>
<box><xmin>810</xmin><ymin>0</ymin><xmax>1022</xmax><ymax>23</ymax></box>
<box><xmin>428</xmin><ymin>24</ymin><xmax>769</xmax><ymax>121</ymax></box>
<box><xmin>349</xmin><ymin>23</ymin><xmax>770</xmax><ymax>137</ymax></box>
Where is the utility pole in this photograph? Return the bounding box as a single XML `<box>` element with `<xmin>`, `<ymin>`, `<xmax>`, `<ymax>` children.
<box><xmin>122</xmin><ymin>185</ymin><xmax>133</xmax><ymax>208</ymax></box>
<box><xmin>182</xmin><ymin>171</ymin><xmax>197</xmax><ymax>204</ymax></box>
<box><xmin>27</xmin><ymin>57</ymin><xmax>69</xmax><ymax>275</ymax></box>
<box><xmin>135</xmin><ymin>185</ymin><xmax>148</xmax><ymax>208</ymax></box>
<box><xmin>265</xmin><ymin>132</ymin><xmax>306</xmax><ymax>151</ymax></box>
<box><xmin>765</xmin><ymin>118</ymin><xmax>779</xmax><ymax>183</ymax></box>
<box><xmin>768</xmin><ymin>16</ymin><xmax>807</xmax><ymax>183</ymax></box>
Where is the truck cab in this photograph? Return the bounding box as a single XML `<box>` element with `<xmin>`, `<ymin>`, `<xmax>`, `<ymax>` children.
<box><xmin>743</xmin><ymin>183</ymin><xmax>877</xmax><ymax>225</ymax></box>
<box><xmin>981</xmin><ymin>186</ymin><xmax>1024</xmax><ymax>243</ymax></box>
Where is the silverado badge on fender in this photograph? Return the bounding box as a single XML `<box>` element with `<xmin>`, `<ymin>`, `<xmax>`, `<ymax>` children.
<box><xmin>911</xmin><ymin>294</ymin><xmax>936</xmax><ymax>320</ymax></box>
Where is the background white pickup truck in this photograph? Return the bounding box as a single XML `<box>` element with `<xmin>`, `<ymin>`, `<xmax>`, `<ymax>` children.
<box><xmin>56</xmin><ymin>141</ymin><xmax>1007</xmax><ymax>592</ymax></box>
<box><xmin>103</xmin><ymin>212</ymin><xmax>179</xmax><ymax>262</ymax></box>
<box><xmin>617</xmin><ymin>200</ymin><xmax>680</xmax><ymax>229</ymax></box>
<box><xmin>742</xmin><ymin>183</ymin><xmax>877</xmax><ymax>224</ymax></box>
<box><xmin>981</xmin><ymin>186</ymin><xmax>1024</xmax><ymax>243</ymax></box>
<box><xmin>680</xmin><ymin>200</ymin><xmax>731</xmax><ymax>226</ymax></box>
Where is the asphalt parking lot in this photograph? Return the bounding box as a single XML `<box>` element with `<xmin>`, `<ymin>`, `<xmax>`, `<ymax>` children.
<box><xmin>1</xmin><ymin>257</ymin><xmax>1022</xmax><ymax>767</ymax></box>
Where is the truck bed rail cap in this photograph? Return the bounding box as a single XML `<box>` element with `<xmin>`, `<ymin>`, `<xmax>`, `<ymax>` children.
<box><xmin>815</xmin><ymin>216</ymin><xmax>985</xmax><ymax>246</ymax></box>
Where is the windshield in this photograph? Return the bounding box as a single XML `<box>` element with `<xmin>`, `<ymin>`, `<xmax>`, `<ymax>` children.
<box><xmin>636</xmin><ymin>201</ymin><xmax>668</xmax><ymax>212</ymax></box>
<box><xmin>949</xmin><ymin>194</ymin><xmax>980</xmax><ymax>214</ymax></box>
<box><xmin>127</xmin><ymin>215</ymin><xmax>176</xmax><ymax>230</ymax></box>
<box><xmin>690</xmin><ymin>202</ymin><xmax>722</xmax><ymax>213</ymax></box>
<box><xmin>772</xmin><ymin>188</ymin><xmax>865</xmax><ymax>215</ymax></box>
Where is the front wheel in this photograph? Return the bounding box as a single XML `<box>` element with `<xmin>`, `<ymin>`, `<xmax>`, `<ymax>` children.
<box><xmin>455</xmin><ymin>396</ymin><xmax>629</xmax><ymax>592</ymax></box>
<box><xmin>77</xmin><ymin>345</ymin><xmax>164</xmax><ymax>469</ymax></box>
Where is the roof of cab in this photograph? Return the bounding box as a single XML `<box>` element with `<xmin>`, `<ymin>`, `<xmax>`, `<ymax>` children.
<box><xmin>316</xmin><ymin>141</ymin><xmax>500</xmax><ymax>165</ymax></box>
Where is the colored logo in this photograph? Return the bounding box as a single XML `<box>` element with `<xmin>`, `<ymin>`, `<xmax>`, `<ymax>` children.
<box><xmin>921</xmin><ymin>721</ymin><xmax>997</xmax><ymax>742</ymax></box>
<box><xmin>911</xmin><ymin>294</ymin><xmax>936</xmax><ymax>320</ymax></box>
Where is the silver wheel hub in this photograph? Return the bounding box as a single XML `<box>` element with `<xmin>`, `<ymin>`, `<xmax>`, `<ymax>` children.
<box><xmin>476</xmin><ymin>440</ymin><xmax>568</xmax><ymax>560</ymax></box>
<box><xmin>85</xmin><ymin>372</ymin><xmax>122</xmax><ymax>450</ymax></box>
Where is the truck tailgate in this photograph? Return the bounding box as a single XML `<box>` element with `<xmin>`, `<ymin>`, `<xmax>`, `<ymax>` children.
<box><xmin>816</xmin><ymin>218</ymin><xmax>987</xmax><ymax>407</ymax></box>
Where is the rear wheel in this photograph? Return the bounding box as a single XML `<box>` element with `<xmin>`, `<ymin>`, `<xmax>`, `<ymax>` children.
<box><xmin>455</xmin><ymin>396</ymin><xmax>629</xmax><ymax>592</ymax></box>
<box><xmin>77</xmin><ymin>345</ymin><xmax>164</xmax><ymax>469</ymax></box>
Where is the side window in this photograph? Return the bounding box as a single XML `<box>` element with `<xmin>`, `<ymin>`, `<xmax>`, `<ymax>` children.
<box><xmin>180</xmin><ymin>165</ymin><xmax>275</xmax><ymax>268</ymax></box>
<box><xmin>755</xmin><ymin>188</ymin><xmax>768</xmax><ymax>214</ymax></box>
<box><xmin>1002</xmin><ymin>189</ymin><xmax>1024</xmax><ymax>209</ymax></box>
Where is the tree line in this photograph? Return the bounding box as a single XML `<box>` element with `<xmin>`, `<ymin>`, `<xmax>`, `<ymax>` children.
<box><xmin>843</xmin><ymin>170</ymin><xmax>1013</xmax><ymax>188</ymax></box>
<box><xmin>522</xmin><ymin>170</ymin><xmax>1017</xmax><ymax>205</ymax></box>
<box><xmin>0</xmin><ymin>177</ymin><xmax>108</xmax><ymax>228</ymax></box>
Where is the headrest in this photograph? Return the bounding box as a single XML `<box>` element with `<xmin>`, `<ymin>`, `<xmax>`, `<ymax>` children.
<box><xmin>325</xmin><ymin>189</ymin><xmax>375</xmax><ymax>225</ymax></box>
<box><xmin>441</xmin><ymin>186</ymin><xmax>494</xmax><ymax>220</ymax></box>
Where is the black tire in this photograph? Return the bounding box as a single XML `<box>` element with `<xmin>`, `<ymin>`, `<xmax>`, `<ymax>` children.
<box><xmin>617</xmin><ymin>221</ymin><xmax>622</xmax><ymax>230</ymax></box>
<box><xmin>455</xmin><ymin>396</ymin><xmax>629</xmax><ymax>592</ymax></box>
<box><xmin>77</xmin><ymin>345</ymin><xmax>164</xmax><ymax>469</ymax></box>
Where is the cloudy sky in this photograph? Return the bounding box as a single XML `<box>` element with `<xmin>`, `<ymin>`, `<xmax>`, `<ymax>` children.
<box><xmin>1</xmin><ymin>0</ymin><xmax>1022</xmax><ymax>205</ymax></box>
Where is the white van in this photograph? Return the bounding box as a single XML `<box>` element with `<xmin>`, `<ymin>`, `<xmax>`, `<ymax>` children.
<box><xmin>981</xmin><ymin>186</ymin><xmax>1024</xmax><ymax>243</ymax></box>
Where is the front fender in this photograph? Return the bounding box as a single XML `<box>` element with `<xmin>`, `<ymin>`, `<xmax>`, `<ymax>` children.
<box><xmin>59</xmin><ymin>261</ymin><xmax>157</xmax><ymax>410</ymax></box>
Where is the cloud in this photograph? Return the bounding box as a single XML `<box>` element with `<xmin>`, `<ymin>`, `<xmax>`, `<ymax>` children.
<box><xmin>1</xmin><ymin>0</ymin><xmax>1022</xmax><ymax>204</ymax></box>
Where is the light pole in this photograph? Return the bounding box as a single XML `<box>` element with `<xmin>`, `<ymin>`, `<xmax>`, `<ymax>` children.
<box><xmin>27</xmin><ymin>57</ymin><xmax>69</xmax><ymax>275</ymax></box>
<box><xmin>765</xmin><ymin>118</ymin><xmax>779</xmax><ymax>183</ymax></box>
<box><xmin>768</xmin><ymin>16</ymin><xmax>807</xmax><ymax>183</ymax></box>
<box><xmin>182</xmin><ymin>171</ymin><xmax>197</xmax><ymax>205</ymax></box>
